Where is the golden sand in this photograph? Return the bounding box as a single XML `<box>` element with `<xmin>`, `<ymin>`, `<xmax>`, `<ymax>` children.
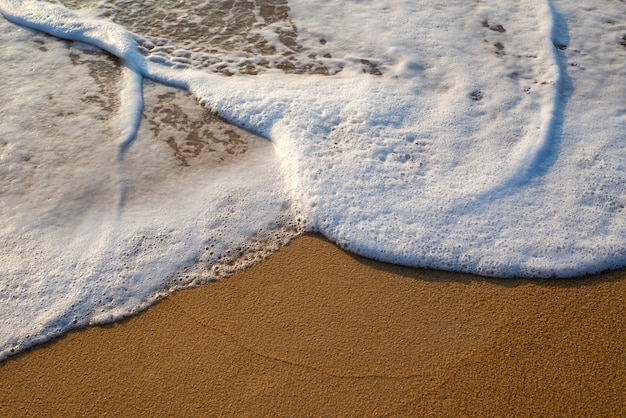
<box><xmin>1</xmin><ymin>234</ymin><xmax>624</xmax><ymax>416</ymax></box>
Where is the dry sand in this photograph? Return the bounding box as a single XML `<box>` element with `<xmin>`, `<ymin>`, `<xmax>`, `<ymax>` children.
<box><xmin>0</xmin><ymin>234</ymin><xmax>624</xmax><ymax>416</ymax></box>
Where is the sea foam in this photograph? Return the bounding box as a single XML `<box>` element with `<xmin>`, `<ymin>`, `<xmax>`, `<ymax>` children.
<box><xmin>0</xmin><ymin>0</ymin><xmax>625</xmax><ymax>359</ymax></box>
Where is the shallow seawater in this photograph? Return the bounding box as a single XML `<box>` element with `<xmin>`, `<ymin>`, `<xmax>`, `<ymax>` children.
<box><xmin>0</xmin><ymin>7</ymin><xmax>302</xmax><ymax>359</ymax></box>
<box><xmin>0</xmin><ymin>0</ymin><xmax>625</xmax><ymax>359</ymax></box>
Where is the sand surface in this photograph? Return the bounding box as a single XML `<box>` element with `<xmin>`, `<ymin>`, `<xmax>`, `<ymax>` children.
<box><xmin>0</xmin><ymin>234</ymin><xmax>624</xmax><ymax>416</ymax></box>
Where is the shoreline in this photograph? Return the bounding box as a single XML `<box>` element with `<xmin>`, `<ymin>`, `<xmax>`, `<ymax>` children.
<box><xmin>1</xmin><ymin>233</ymin><xmax>625</xmax><ymax>416</ymax></box>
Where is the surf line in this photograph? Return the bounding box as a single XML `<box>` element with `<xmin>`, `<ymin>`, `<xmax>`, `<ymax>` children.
<box><xmin>458</xmin><ymin>0</ymin><xmax>573</xmax><ymax>210</ymax></box>
<box><xmin>502</xmin><ymin>0</ymin><xmax>572</xmax><ymax>189</ymax></box>
<box><xmin>115</xmin><ymin>67</ymin><xmax>144</xmax><ymax>214</ymax></box>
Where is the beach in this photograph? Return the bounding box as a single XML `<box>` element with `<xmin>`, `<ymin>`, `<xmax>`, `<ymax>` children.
<box><xmin>1</xmin><ymin>234</ymin><xmax>624</xmax><ymax>416</ymax></box>
<box><xmin>1</xmin><ymin>0</ymin><xmax>626</xmax><ymax>416</ymax></box>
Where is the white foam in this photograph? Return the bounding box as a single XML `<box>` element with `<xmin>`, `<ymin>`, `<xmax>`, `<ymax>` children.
<box><xmin>1</xmin><ymin>0</ymin><xmax>625</xmax><ymax>359</ymax></box>
<box><xmin>0</xmin><ymin>15</ymin><xmax>299</xmax><ymax>359</ymax></box>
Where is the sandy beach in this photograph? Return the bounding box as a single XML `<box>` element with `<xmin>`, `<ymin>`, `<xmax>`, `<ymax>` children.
<box><xmin>0</xmin><ymin>234</ymin><xmax>624</xmax><ymax>416</ymax></box>
<box><xmin>1</xmin><ymin>0</ymin><xmax>625</xmax><ymax>415</ymax></box>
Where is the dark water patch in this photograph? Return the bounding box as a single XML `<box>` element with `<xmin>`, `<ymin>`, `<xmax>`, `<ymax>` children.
<box><xmin>483</xmin><ymin>19</ymin><xmax>506</xmax><ymax>33</ymax></box>
<box><xmin>143</xmin><ymin>87</ymin><xmax>252</xmax><ymax>168</ymax></box>
<box><xmin>360</xmin><ymin>59</ymin><xmax>382</xmax><ymax>76</ymax></box>
<box><xmin>469</xmin><ymin>90</ymin><xmax>483</xmax><ymax>101</ymax></box>
<box><xmin>59</xmin><ymin>0</ymin><xmax>339</xmax><ymax>76</ymax></box>
<box><xmin>56</xmin><ymin>0</ymin><xmax>385</xmax><ymax>76</ymax></box>
<box><xmin>49</xmin><ymin>38</ymin><xmax>123</xmax><ymax>115</ymax></box>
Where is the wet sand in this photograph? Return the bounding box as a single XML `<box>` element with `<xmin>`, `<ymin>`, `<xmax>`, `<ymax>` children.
<box><xmin>0</xmin><ymin>234</ymin><xmax>624</xmax><ymax>416</ymax></box>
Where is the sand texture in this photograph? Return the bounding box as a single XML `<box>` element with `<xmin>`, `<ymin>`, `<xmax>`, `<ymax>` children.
<box><xmin>1</xmin><ymin>234</ymin><xmax>625</xmax><ymax>416</ymax></box>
